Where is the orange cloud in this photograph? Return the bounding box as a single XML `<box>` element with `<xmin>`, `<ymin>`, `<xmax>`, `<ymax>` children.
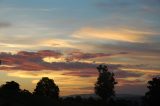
<box><xmin>73</xmin><ymin>27</ymin><xmax>158</xmax><ymax>42</ymax></box>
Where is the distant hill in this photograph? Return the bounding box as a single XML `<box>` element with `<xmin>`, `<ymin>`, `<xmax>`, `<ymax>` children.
<box><xmin>63</xmin><ymin>93</ymin><xmax>143</xmax><ymax>102</ymax></box>
<box><xmin>62</xmin><ymin>94</ymin><xmax>99</xmax><ymax>99</ymax></box>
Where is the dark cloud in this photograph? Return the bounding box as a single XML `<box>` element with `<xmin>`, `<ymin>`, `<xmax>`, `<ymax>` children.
<box><xmin>62</xmin><ymin>70</ymin><xmax>97</xmax><ymax>77</ymax></box>
<box><xmin>141</xmin><ymin>0</ymin><xmax>160</xmax><ymax>4</ymax></box>
<box><xmin>114</xmin><ymin>69</ymin><xmax>143</xmax><ymax>78</ymax></box>
<box><xmin>123</xmin><ymin>64</ymin><xmax>160</xmax><ymax>70</ymax></box>
<box><xmin>95</xmin><ymin>0</ymin><xmax>160</xmax><ymax>11</ymax></box>
<box><xmin>0</xmin><ymin>50</ymin><xmax>62</xmax><ymax>70</ymax></box>
<box><xmin>99</xmin><ymin>41</ymin><xmax>160</xmax><ymax>56</ymax></box>
<box><xmin>66</xmin><ymin>51</ymin><xmax>128</xmax><ymax>61</ymax></box>
<box><xmin>118</xmin><ymin>78</ymin><xmax>144</xmax><ymax>85</ymax></box>
<box><xmin>17</xmin><ymin>50</ymin><xmax>62</xmax><ymax>58</ymax></box>
<box><xmin>62</xmin><ymin>68</ymin><xmax>143</xmax><ymax>78</ymax></box>
<box><xmin>116</xmin><ymin>84</ymin><xmax>147</xmax><ymax>95</ymax></box>
<box><xmin>95</xmin><ymin>1</ymin><xmax>132</xmax><ymax>8</ymax></box>
<box><xmin>0</xmin><ymin>50</ymin><xmax>142</xmax><ymax>78</ymax></box>
<box><xmin>0</xmin><ymin>22</ymin><xmax>11</xmax><ymax>28</ymax></box>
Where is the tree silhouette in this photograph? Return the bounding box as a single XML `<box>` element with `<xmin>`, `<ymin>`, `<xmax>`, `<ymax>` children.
<box><xmin>95</xmin><ymin>65</ymin><xmax>117</xmax><ymax>101</ymax></box>
<box><xmin>145</xmin><ymin>77</ymin><xmax>160</xmax><ymax>106</ymax></box>
<box><xmin>33</xmin><ymin>77</ymin><xmax>59</xmax><ymax>99</ymax></box>
<box><xmin>0</xmin><ymin>81</ymin><xmax>20</xmax><ymax>97</ymax></box>
<box><xmin>20</xmin><ymin>89</ymin><xmax>32</xmax><ymax>97</ymax></box>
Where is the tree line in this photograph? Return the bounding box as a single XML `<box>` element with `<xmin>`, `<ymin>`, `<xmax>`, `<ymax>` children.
<box><xmin>0</xmin><ymin>64</ymin><xmax>160</xmax><ymax>106</ymax></box>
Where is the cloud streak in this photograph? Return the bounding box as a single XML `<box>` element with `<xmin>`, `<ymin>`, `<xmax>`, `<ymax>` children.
<box><xmin>73</xmin><ymin>27</ymin><xmax>159</xmax><ymax>43</ymax></box>
<box><xmin>0</xmin><ymin>22</ymin><xmax>11</xmax><ymax>28</ymax></box>
<box><xmin>66</xmin><ymin>50</ymin><xmax>128</xmax><ymax>62</ymax></box>
<box><xmin>0</xmin><ymin>50</ymin><xmax>142</xmax><ymax>78</ymax></box>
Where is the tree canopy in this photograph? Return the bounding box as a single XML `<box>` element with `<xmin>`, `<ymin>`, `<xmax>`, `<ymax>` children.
<box><xmin>95</xmin><ymin>64</ymin><xmax>117</xmax><ymax>101</ymax></box>
<box><xmin>33</xmin><ymin>77</ymin><xmax>59</xmax><ymax>99</ymax></box>
<box><xmin>145</xmin><ymin>77</ymin><xmax>160</xmax><ymax>106</ymax></box>
<box><xmin>0</xmin><ymin>81</ymin><xmax>20</xmax><ymax>97</ymax></box>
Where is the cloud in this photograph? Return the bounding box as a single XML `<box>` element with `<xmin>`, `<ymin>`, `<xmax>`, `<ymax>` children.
<box><xmin>1</xmin><ymin>49</ymin><xmax>157</xmax><ymax>95</ymax></box>
<box><xmin>117</xmin><ymin>77</ymin><xmax>145</xmax><ymax>86</ymax></box>
<box><xmin>114</xmin><ymin>69</ymin><xmax>143</xmax><ymax>79</ymax></box>
<box><xmin>0</xmin><ymin>50</ymin><xmax>158</xmax><ymax>79</ymax></box>
<box><xmin>98</xmin><ymin>41</ymin><xmax>160</xmax><ymax>56</ymax></box>
<box><xmin>0</xmin><ymin>50</ymin><xmax>141</xmax><ymax>79</ymax></box>
<box><xmin>116</xmin><ymin>83</ymin><xmax>147</xmax><ymax>95</ymax></box>
<box><xmin>95</xmin><ymin>0</ymin><xmax>160</xmax><ymax>14</ymax></box>
<box><xmin>0</xmin><ymin>22</ymin><xmax>11</xmax><ymax>28</ymax></box>
<box><xmin>40</xmin><ymin>39</ymin><xmax>75</xmax><ymax>48</ymax></box>
<box><xmin>73</xmin><ymin>27</ymin><xmax>159</xmax><ymax>43</ymax></box>
<box><xmin>0</xmin><ymin>50</ymin><xmax>62</xmax><ymax>70</ymax></box>
<box><xmin>66</xmin><ymin>50</ymin><xmax>128</xmax><ymax>62</ymax></box>
<box><xmin>0</xmin><ymin>50</ymin><xmax>128</xmax><ymax>70</ymax></box>
<box><xmin>95</xmin><ymin>1</ymin><xmax>132</xmax><ymax>8</ymax></box>
<box><xmin>62</xmin><ymin>70</ymin><xmax>97</xmax><ymax>77</ymax></box>
<box><xmin>123</xmin><ymin>64</ymin><xmax>160</xmax><ymax>71</ymax></box>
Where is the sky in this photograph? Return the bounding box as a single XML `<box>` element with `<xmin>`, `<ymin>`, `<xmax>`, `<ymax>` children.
<box><xmin>0</xmin><ymin>0</ymin><xmax>160</xmax><ymax>96</ymax></box>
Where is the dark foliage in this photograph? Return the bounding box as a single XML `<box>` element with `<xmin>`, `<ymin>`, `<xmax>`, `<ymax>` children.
<box><xmin>144</xmin><ymin>77</ymin><xmax>160</xmax><ymax>106</ymax></box>
<box><xmin>33</xmin><ymin>77</ymin><xmax>59</xmax><ymax>99</ymax></box>
<box><xmin>0</xmin><ymin>81</ymin><xmax>20</xmax><ymax>97</ymax></box>
<box><xmin>20</xmin><ymin>89</ymin><xmax>32</xmax><ymax>97</ymax></box>
<box><xmin>95</xmin><ymin>64</ymin><xmax>117</xmax><ymax>101</ymax></box>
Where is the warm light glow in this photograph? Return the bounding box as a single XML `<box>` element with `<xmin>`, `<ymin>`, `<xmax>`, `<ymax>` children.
<box><xmin>3</xmin><ymin>70</ymin><xmax>97</xmax><ymax>96</ymax></box>
<box><xmin>43</xmin><ymin>57</ymin><xmax>66</xmax><ymax>63</ymax></box>
<box><xmin>73</xmin><ymin>27</ymin><xmax>149</xmax><ymax>42</ymax></box>
<box><xmin>122</xmin><ymin>68</ymin><xmax>160</xmax><ymax>74</ymax></box>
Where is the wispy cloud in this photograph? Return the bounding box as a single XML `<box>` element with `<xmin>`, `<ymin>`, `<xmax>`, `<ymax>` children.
<box><xmin>73</xmin><ymin>27</ymin><xmax>159</xmax><ymax>42</ymax></box>
<box><xmin>40</xmin><ymin>39</ymin><xmax>76</xmax><ymax>48</ymax></box>
<box><xmin>66</xmin><ymin>50</ymin><xmax>128</xmax><ymax>62</ymax></box>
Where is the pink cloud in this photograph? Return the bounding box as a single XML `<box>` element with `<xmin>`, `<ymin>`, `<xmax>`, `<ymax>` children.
<box><xmin>66</xmin><ymin>51</ymin><xmax>128</xmax><ymax>61</ymax></box>
<box><xmin>0</xmin><ymin>50</ymin><xmax>144</xmax><ymax>78</ymax></box>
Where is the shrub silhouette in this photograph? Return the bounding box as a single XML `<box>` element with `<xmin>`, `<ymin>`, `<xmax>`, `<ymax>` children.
<box><xmin>33</xmin><ymin>77</ymin><xmax>59</xmax><ymax>99</ymax></box>
<box><xmin>0</xmin><ymin>81</ymin><xmax>20</xmax><ymax>97</ymax></box>
<box><xmin>20</xmin><ymin>89</ymin><xmax>32</xmax><ymax>97</ymax></box>
<box><xmin>95</xmin><ymin>64</ymin><xmax>117</xmax><ymax>101</ymax></box>
<box><xmin>144</xmin><ymin>77</ymin><xmax>160</xmax><ymax>106</ymax></box>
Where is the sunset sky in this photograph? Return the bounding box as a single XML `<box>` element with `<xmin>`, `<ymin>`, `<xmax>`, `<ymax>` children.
<box><xmin>0</xmin><ymin>0</ymin><xmax>160</xmax><ymax>96</ymax></box>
